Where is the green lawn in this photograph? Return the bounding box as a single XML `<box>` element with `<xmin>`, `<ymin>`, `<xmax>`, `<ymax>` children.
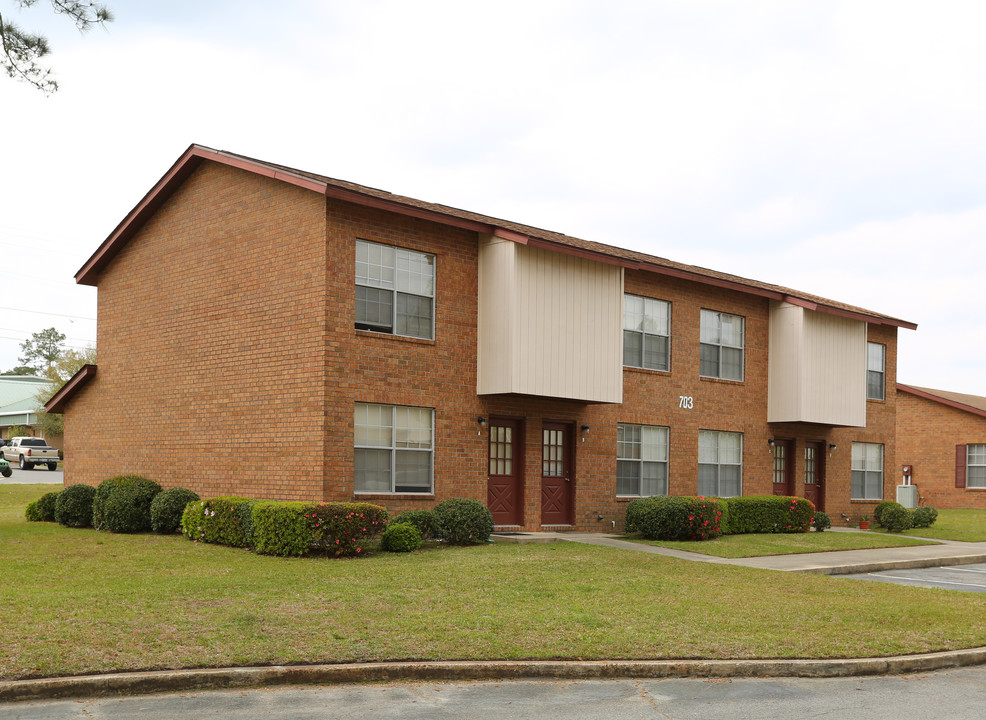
<box><xmin>4</xmin><ymin>485</ymin><xmax>986</xmax><ymax>681</ymax></box>
<box><xmin>867</xmin><ymin>509</ymin><xmax>986</xmax><ymax>542</ymax></box>
<box><xmin>635</xmin><ymin>531</ymin><xmax>938</xmax><ymax>558</ymax></box>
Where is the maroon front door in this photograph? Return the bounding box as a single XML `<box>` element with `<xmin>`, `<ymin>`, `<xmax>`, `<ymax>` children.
<box><xmin>772</xmin><ymin>439</ymin><xmax>795</xmax><ymax>496</ymax></box>
<box><xmin>541</xmin><ymin>422</ymin><xmax>573</xmax><ymax>525</ymax></box>
<box><xmin>487</xmin><ymin>418</ymin><xmax>523</xmax><ymax>526</ymax></box>
<box><xmin>804</xmin><ymin>441</ymin><xmax>825</xmax><ymax>511</ymax></box>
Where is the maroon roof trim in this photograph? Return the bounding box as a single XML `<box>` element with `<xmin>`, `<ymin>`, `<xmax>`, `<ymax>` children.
<box><xmin>72</xmin><ymin>144</ymin><xmax>918</xmax><ymax>330</ymax></box>
<box><xmin>45</xmin><ymin>364</ymin><xmax>97</xmax><ymax>414</ymax></box>
<box><xmin>897</xmin><ymin>383</ymin><xmax>986</xmax><ymax>420</ymax></box>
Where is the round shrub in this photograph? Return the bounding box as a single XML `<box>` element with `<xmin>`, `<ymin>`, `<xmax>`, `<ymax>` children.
<box><xmin>873</xmin><ymin>501</ymin><xmax>901</xmax><ymax>527</ymax></box>
<box><xmin>25</xmin><ymin>491</ymin><xmax>60</xmax><ymax>522</ymax></box>
<box><xmin>881</xmin><ymin>503</ymin><xmax>913</xmax><ymax>533</ymax></box>
<box><xmin>911</xmin><ymin>506</ymin><xmax>939</xmax><ymax>528</ymax></box>
<box><xmin>24</xmin><ymin>499</ymin><xmax>44</xmax><ymax>521</ymax></box>
<box><xmin>811</xmin><ymin>511</ymin><xmax>831</xmax><ymax>532</ymax></box>
<box><xmin>102</xmin><ymin>485</ymin><xmax>151</xmax><ymax>533</ymax></box>
<box><xmin>432</xmin><ymin>498</ymin><xmax>494</xmax><ymax>545</ymax></box>
<box><xmin>391</xmin><ymin>510</ymin><xmax>435</xmax><ymax>539</ymax></box>
<box><xmin>93</xmin><ymin>475</ymin><xmax>162</xmax><ymax>532</ymax></box>
<box><xmin>150</xmin><ymin>487</ymin><xmax>200</xmax><ymax>534</ymax></box>
<box><xmin>381</xmin><ymin>522</ymin><xmax>423</xmax><ymax>552</ymax></box>
<box><xmin>55</xmin><ymin>484</ymin><xmax>96</xmax><ymax>528</ymax></box>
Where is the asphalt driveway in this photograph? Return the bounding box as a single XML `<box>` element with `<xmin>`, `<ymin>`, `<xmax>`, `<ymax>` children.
<box><xmin>0</xmin><ymin>466</ymin><xmax>63</xmax><ymax>485</ymax></box>
<box><xmin>842</xmin><ymin>562</ymin><xmax>986</xmax><ymax>593</ymax></box>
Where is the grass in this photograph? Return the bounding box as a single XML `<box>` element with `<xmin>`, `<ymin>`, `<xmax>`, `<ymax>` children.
<box><xmin>4</xmin><ymin>484</ymin><xmax>986</xmax><ymax>681</ymax></box>
<box><xmin>866</xmin><ymin>509</ymin><xmax>986</xmax><ymax>542</ymax></box>
<box><xmin>633</xmin><ymin>530</ymin><xmax>937</xmax><ymax>558</ymax></box>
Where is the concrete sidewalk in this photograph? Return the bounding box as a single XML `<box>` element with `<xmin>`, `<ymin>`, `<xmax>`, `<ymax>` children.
<box><xmin>493</xmin><ymin>528</ymin><xmax>986</xmax><ymax>575</ymax></box>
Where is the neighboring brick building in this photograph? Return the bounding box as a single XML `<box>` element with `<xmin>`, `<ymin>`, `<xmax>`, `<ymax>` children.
<box><xmin>897</xmin><ymin>384</ymin><xmax>986</xmax><ymax>509</ymax></box>
<box><xmin>47</xmin><ymin>145</ymin><xmax>917</xmax><ymax>530</ymax></box>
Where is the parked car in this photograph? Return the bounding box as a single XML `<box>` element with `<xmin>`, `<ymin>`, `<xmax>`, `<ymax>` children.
<box><xmin>0</xmin><ymin>437</ymin><xmax>59</xmax><ymax>470</ymax></box>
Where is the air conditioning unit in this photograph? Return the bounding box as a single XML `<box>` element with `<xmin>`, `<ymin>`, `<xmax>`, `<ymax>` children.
<box><xmin>896</xmin><ymin>484</ymin><xmax>918</xmax><ymax>509</ymax></box>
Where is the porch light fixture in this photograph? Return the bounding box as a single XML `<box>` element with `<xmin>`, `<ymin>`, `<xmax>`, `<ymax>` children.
<box><xmin>767</xmin><ymin>438</ymin><xmax>775</xmax><ymax>447</ymax></box>
<box><xmin>829</xmin><ymin>443</ymin><xmax>837</xmax><ymax>451</ymax></box>
<box><xmin>580</xmin><ymin>425</ymin><xmax>590</xmax><ymax>434</ymax></box>
<box><xmin>477</xmin><ymin>417</ymin><xmax>487</xmax><ymax>435</ymax></box>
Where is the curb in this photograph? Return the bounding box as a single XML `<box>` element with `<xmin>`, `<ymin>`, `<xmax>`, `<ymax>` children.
<box><xmin>3</xmin><ymin>648</ymin><xmax>986</xmax><ymax>703</ymax></box>
<box><xmin>796</xmin><ymin>554</ymin><xmax>986</xmax><ymax>575</ymax></box>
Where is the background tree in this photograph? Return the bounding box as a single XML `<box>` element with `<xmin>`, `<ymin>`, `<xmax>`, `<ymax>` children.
<box><xmin>1</xmin><ymin>0</ymin><xmax>113</xmax><ymax>94</ymax></box>
<box><xmin>18</xmin><ymin>326</ymin><xmax>66</xmax><ymax>375</ymax></box>
<box><xmin>35</xmin><ymin>344</ymin><xmax>95</xmax><ymax>437</ymax></box>
<box><xmin>2</xmin><ymin>365</ymin><xmax>38</xmax><ymax>376</ymax></box>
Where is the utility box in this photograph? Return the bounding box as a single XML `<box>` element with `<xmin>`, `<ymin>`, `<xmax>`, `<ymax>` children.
<box><xmin>897</xmin><ymin>484</ymin><xmax>918</xmax><ymax>509</ymax></box>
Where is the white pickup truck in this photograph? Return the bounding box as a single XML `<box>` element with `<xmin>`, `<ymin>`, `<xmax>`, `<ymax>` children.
<box><xmin>0</xmin><ymin>437</ymin><xmax>60</xmax><ymax>470</ymax></box>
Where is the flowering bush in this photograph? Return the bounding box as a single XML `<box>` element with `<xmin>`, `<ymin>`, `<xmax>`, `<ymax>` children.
<box><xmin>725</xmin><ymin>496</ymin><xmax>814</xmax><ymax>534</ymax></box>
<box><xmin>181</xmin><ymin>496</ymin><xmax>253</xmax><ymax>547</ymax></box>
<box><xmin>307</xmin><ymin>502</ymin><xmax>388</xmax><ymax>557</ymax></box>
<box><xmin>624</xmin><ymin>496</ymin><xmax>726</xmax><ymax>541</ymax></box>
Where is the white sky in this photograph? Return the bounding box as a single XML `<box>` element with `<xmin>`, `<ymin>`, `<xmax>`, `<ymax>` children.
<box><xmin>1</xmin><ymin>1</ymin><xmax>984</xmax><ymax>393</ymax></box>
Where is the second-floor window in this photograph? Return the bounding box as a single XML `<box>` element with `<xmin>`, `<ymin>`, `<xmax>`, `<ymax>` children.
<box><xmin>866</xmin><ymin>343</ymin><xmax>885</xmax><ymax>400</ymax></box>
<box><xmin>355</xmin><ymin>239</ymin><xmax>435</xmax><ymax>340</ymax></box>
<box><xmin>623</xmin><ymin>294</ymin><xmax>670</xmax><ymax>371</ymax></box>
<box><xmin>700</xmin><ymin>310</ymin><xmax>744</xmax><ymax>381</ymax></box>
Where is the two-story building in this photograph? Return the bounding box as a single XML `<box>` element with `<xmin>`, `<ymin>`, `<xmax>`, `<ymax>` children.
<box><xmin>47</xmin><ymin>145</ymin><xmax>916</xmax><ymax>530</ymax></box>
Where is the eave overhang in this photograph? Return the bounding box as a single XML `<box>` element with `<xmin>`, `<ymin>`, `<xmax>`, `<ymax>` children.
<box><xmin>45</xmin><ymin>364</ymin><xmax>97</xmax><ymax>414</ymax></box>
<box><xmin>897</xmin><ymin>383</ymin><xmax>986</xmax><ymax>420</ymax></box>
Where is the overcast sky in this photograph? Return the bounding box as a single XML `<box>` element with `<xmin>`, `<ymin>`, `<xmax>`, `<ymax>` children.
<box><xmin>1</xmin><ymin>0</ymin><xmax>984</xmax><ymax>394</ymax></box>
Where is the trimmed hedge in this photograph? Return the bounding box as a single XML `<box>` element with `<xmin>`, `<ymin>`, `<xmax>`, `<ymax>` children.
<box><xmin>25</xmin><ymin>491</ymin><xmax>59</xmax><ymax>522</ymax></box>
<box><xmin>251</xmin><ymin>501</ymin><xmax>312</xmax><ymax>557</ymax></box>
<box><xmin>881</xmin><ymin>503</ymin><xmax>913</xmax><ymax>533</ymax></box>
<box><xmin>433</xmin><ymin>498</ymin><xmax>494</xmax><ymax>545</ymax></box>
<box><xmin>93</xmin><ymin>475</ymin><xmax>162</xmax><ymax>532</ymax></box>
<box><xmin>911</xmin><ymin>506</ymin><xmax>938</xmax><ymax>528</ymax></box>
<box><xmin>624</xmin><ymin>496</ymin><xmax>726</xmax><ymax>541</ymax></box>
<box><xmin>725</xmin><ymin>496</ymin><xmax>815</xmax><ymax>534</ymax></box>
<box><xmin>381</xmin><ymin>522</ymin><xmax>422</xmax><ymax>552</ymax></box>
<box><xmin>55</xmin><ymin>484</ymin><xmax>96</xmax><ymax>528</ymax></box>
<box><xmin>150</xmin><ymin>487</ymin><xmax>200</xmax><ymax>534</ymax></box>
<box><xmin>181</xmin><ymin>497</ymin><xmax>253</xmax><ymax>547</ymax></box>
<box><xmin>391</xmin><ymin>510</ymin><xmax>436</xmax><ymax>539</ymax></box>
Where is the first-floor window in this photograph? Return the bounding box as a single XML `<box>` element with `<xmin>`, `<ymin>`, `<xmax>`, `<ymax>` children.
<box><xmin>354</xmin><ymin>403</ymin><xmax>433</xmax><ymax>493</ymax></box>
<box><xmin>698</xmin><ymin>430</ymin><xmax>742</xmax><ymax>497</ymax></box>
<box><xmin>851</xmin><ymin>442</ymin><xmax>884</xmax><ymax>500</ymax></box>
<box><xmin>968</xmin><ymin>444</ymin><xmax>986</xmax><ymax>488</ymax></box>
<box><xmin>617</xmin><ymin>423</ymin><xmax>669</xmax><ymax>496</ymax></box>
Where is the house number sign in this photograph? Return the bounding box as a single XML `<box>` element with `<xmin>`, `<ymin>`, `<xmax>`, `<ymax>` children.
<box><xmin>678</xmin><ymin>396</ymin><xmax>694</xmax><ymax>409</ymax></box>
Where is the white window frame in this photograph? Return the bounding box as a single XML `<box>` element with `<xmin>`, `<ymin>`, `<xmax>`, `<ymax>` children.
<box><xmin>699</xmin><ymin>309</ymin><xmax>744</xmax><ymax>381</ymax></box>
<box><xmin>866</xmin><ymin>342</ymin><xmax>886</xmax><ymax>401</ymax></box>
<box><xmin>616</xmin><ymin>423</ymin><xmax>669</xmax><ymax>497</ymax></box>
<box><xmin>698</xmin><ymin>430</ymin><xmax>743</xmax><ymax>498</ymax></box>
<box><xmin>968</xmin><ymin>444</ymin><xmax>986</xmax><ymax>489</ymax></box>
<box><xmin>622</xmin><ymin>294</ymin><xmax>671</xmax><ymax>372</ymax></box>
<box><xmin>851</xmin><ymin>442</ymin><xmax>884</xmax><ymax>500</ymax></box>
<box><xmin>355</xmin><ymin>239</ymin><xmax>435</xmax><ymax>340</ymax></box>
<box><xmin>354</xmin><ymin>403</ymin><xmax>434</xmax><ymax>494</ymax></box>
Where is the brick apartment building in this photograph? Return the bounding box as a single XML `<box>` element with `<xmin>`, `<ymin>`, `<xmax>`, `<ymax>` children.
<box><xmin>47</xmin><ymin>145</ymin><xmax>916</xmax><ymax>531</ymax></box>
<box><xmin>897</xmin><ymin>384</ymin><xmax>986</xmax><ymax>509</ymax></box>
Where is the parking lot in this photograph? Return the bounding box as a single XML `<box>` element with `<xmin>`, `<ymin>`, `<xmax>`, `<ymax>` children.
<box><xmin>0</xmin><ymin>466</ymin><xmax>63</xmax><ymax>484</ymax></box>
<box><xmin>842</xmin><ymin>562</ymin><xmax>986</xmax><ymax>593</ymax></box>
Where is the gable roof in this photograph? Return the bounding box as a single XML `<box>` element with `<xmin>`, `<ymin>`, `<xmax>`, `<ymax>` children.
<box><xmin>897</xmin><ymin>383</ymin><xmax>986</xmax><ymax>420</ymax></box>
<box><xmin>44</xmin><ymin>364</ymin><xmax>97</xmax><ymax>414</ymax></box>
<box><xmin>76</xmin><ymin>144</ymin><xmax>917</xmax><ymax>330</ymax></box>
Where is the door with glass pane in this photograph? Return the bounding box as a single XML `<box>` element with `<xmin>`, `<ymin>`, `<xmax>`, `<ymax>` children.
<box><xmin>541</xmin><ymin>422</ymin><xmax>573</xmax><ymax>525</ymax></box>
<box><xmin>804</xmin><ymin>441</ymin><xmax>825</xmax><ymax>511</ymax></box>
<box><xmin>772</xmin><ymin>439</ymin><xmax>794</xmax><ymax>496</ymax></box>
<box><xmin>487</xmin><ymin>418</ymin><xmax>523</xmax><ymax>526</ymax></box>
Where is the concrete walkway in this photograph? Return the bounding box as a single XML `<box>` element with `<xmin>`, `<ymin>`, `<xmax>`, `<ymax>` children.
<box><xmin>493</xmin><ymin>527</ymin><xmax>986</xmax><ymax>575</ymax></box>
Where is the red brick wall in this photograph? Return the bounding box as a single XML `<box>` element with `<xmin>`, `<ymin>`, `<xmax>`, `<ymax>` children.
<box><xmin>62</xmin><ymin>159</ymin><xmax>901</xmax><ymax>530</ymax></box>
<box><xmin>64</xmin><ymin>162</ymin><xmax>330</xmax><ymax>499</ymax></box>
<box><xmin>897</xmin><ymin>391</ymin><xmax>986</xmax><ymax>508</ymax></box>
